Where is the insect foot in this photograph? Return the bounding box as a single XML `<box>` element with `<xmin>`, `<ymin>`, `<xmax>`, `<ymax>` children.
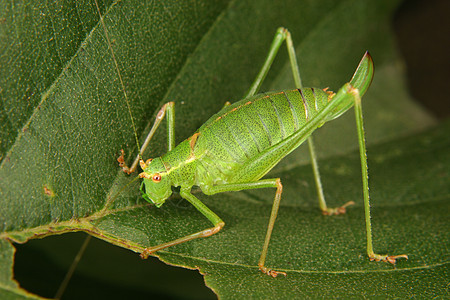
<box><xmin>370</xmin><ymin>253</ymin><xmax>409</xmax><ymax>265</ymax></box>
<box><xmin>140</xmin><ymin>249</ymin><xmax>151</xmax><ymax>260</ymax></box>
<box><xmin>259</xmin><ymin>265</ymin><xmax>287</xmax><ymax>278</ymax></box>
<box><xmin>321</xmin><ymin>201</ymin><xmax>355</xmax><ymax>216</ymax></box>
<box><xmin>117</xmin><ymin>149</ymin><xmax>133</xmax><ymax>174</ymax></box>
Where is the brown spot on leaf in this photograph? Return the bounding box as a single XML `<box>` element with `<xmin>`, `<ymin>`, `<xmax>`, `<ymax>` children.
<box><xmin>43</xmin><ymin>185</ymin><xmax>55</xmax><ymax>197</ymax></box>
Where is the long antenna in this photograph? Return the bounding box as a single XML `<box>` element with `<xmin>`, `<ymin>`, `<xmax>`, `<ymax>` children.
<box><xmin>94</xmin><ymin>1</ymin><xmax>142</xmax><ymax>155</ymax></box>
<box><xmin>54</xmin><ymin>1</ymin><xmax>141</xmax><ymax>298</ymax></box>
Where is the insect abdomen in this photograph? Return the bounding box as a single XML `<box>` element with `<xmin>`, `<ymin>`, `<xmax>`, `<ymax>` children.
<box><xmin>194</xmin><ymin>88</ymin><xmax>331</xmax><ymax>165</ymax></box>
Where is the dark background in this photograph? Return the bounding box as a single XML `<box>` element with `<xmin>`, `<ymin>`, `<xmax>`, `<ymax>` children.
<box><xmin>393</xmin><ymin>0</ymin><xmax>450</xmax><ymax>119</ymax></box>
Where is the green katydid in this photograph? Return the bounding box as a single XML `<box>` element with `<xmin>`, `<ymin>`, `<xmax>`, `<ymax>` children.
<box><xmin>117</xmin><ymin>27</ymin><xmax>408</xmax><ymax>277</ymax></box>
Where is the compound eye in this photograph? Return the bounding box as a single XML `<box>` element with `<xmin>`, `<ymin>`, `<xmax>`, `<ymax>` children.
<box><xmin>152</xmin><ymin>173</ymin><xmax>161</xmax><ymax>183</ymax></box>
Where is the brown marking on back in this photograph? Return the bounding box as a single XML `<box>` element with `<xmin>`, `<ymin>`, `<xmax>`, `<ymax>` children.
<box><xmin>322</xmin><ymin>87</ymin><xmax>335</xmax><ymax>101</ymax></box>
<box><xmin>189</xmin><ymin>132</ymin><xmax>200</xmax><ymax>150</ymax></box>
<box><xmin>208</xmin><ymin>100</ymin><xmax>254</xmax><ymax>128</ymax></box>
<box><xmin>205</xmin><ymin>94</ymin><xmax>274</xmax><ymax>130</ymax></box>
<box><xmin>186</xmin><ymin>132</ymin><xmax>200</xmax><ymax>160</ymax></box>
<box><xmin>326</xmin><ymin>90</ymin><xmax>336</xmax><ymax>101</ymax></box>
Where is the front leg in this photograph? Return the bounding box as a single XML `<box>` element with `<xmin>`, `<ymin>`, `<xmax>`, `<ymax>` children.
<box><xmin>118</xmin><ymin>102</ymin><xmax>175</xmax><ymax>174</ymax></box>
<box><xmin>140</xmin><ymin>187</ymin><xmax>224</xmax><ymax>258</ymax></box>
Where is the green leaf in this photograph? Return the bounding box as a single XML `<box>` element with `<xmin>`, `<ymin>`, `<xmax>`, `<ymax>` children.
<box><xmin>1</xmin><ymin>0</ymin><xmax>447</xmax><ymax>298</ymax></box>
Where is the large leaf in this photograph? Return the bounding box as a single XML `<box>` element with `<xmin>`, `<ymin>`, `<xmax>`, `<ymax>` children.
<box><xmin>1</xmin><ymin>0</ymin><xmax>446</xmax><ymax>298</ymax></box>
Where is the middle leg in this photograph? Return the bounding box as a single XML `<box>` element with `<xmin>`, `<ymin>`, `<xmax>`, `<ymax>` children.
<box><xmin>245</xmin><ymin>27</ymin><xmax>352</xmax><ymax>214</ymax></box>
